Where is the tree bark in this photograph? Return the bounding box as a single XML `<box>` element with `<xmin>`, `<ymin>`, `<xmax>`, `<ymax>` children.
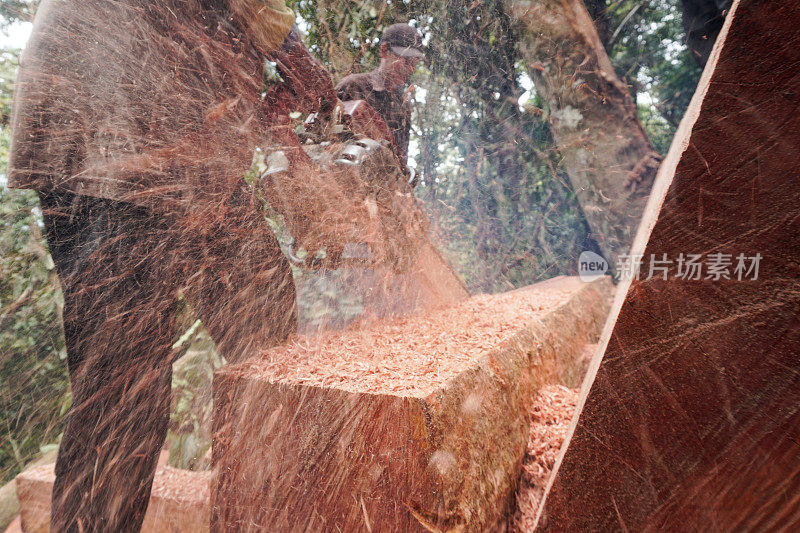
<box><xmin>506</xmin><ymin>0</ymin><xmax>662</xmax><ymax>266</ymax></box>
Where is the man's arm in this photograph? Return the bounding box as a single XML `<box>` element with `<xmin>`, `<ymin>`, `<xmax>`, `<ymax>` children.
<box><xmin>227</xmin><ymin>0</ymin><xmax>296</xmax><ymax>53</ymax></box>
<box><xmin>227</xmin><ymin>1</ymin><xmax>336</xmax><ymax>114</ymax></box>
<box><xmin>270</xmin><ymin>26</ymin><xmax>338</xmax><ymax>114</ymax></box>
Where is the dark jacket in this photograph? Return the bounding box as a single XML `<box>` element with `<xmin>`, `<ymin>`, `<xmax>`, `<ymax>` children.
<box><xmin>8</xmin><ymin>0</ymin><xmax>293</xmax><ymax>210</ymax></box>
<box><xmin>335</xmin><ymin>71</ymin><xmax>412</xmax><ymax>160</ymax></box>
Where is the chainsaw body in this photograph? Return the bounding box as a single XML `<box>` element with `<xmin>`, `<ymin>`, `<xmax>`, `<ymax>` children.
<box><xmin>258</xmin><ymin>100</ymin><xmax>428</xmax><ymax>272</ymax></box>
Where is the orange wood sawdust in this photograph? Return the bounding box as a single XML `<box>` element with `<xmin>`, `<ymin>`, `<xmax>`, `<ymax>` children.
<box><xmin>512</xmin><ymin>384</ymin><xmax>579</xmax><ymax>532</ymax></box>
<box><xmin>238</xmin><ymin>277</ymin><xmax>586</xmax><ymax>397</ymax></box>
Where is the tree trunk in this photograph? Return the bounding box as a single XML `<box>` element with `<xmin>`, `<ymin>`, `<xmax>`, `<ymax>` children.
<box><xmin>505</xmin><ymin>0</ymin><xmax>662</xmax><ymax>266</ymax></box>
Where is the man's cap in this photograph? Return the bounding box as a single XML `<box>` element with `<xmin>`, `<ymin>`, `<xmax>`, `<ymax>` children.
<box><xmin>381</xmin><ymin>23</ymin><xmax>424</xmax><ymax>58</ymax></box>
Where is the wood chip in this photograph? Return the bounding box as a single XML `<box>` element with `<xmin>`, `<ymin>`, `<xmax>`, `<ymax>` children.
<box><xmin>512</xmin><ymin>384</ymin><xmax>579</xmax><ymax>532</ymax></box>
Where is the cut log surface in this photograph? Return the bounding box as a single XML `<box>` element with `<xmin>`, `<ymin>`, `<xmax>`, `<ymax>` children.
<box><xmin>234</xmin><ymin>277</ymin><xmax>605</xmax><ymax>396</ymax></box>
<box><xmin>212</xmin><ymin>276</ymin><xmax>613</xmax><ymax>532</ymax></box>
<box><xmin>15</xmin><ymin>464</ymin><xmax>211</xmax><ymax>533</ymax></box>
<box><xmin>537</xmin><ymin>0</ymin><xmax>800</xmax><ymax>530</ymax></box>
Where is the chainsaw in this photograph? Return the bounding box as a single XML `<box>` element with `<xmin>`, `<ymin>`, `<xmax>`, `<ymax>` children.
<box><xmin>257</xmin><ymin>99</ymin><xmax>429</xmax><ymax>272</ymax></box>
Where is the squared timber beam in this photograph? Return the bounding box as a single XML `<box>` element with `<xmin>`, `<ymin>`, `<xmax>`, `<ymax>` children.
<box><xmin>537</xmin><ymin>0</ymin><xmax>800</xmax><ymax>529</ymax></box>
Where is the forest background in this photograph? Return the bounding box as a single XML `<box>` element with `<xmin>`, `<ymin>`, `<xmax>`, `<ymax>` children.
<box><xmin>0</xmin><ymin>0</ymin><xmax>724</xmax><ymax>490</ymax></box>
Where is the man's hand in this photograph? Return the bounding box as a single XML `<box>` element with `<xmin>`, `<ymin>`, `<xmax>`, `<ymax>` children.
<box><xmin>270</xmin><ymin>27</ymin><xmax>337</xmax><ymax>115</ymax></box>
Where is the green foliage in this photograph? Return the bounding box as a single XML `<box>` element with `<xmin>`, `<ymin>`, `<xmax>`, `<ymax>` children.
<box><xmin>637</xmin><ymin>101</ymin><xmax>674</xmax><ymax>155</ymax></box>
<box><xmin>0</xmin><ymin>1</ymin><xmax>38</xmax><ymax>30</ymax></box>
<box><xmin>0</xmin><ymin>186</ymin><xmax>68</xmax><ymax>484</ymax></box>
<box><xmin>602</xmin><ymin>0</ymin><xmax>702</xmax><ymax>146</ymax></box>
<box><xmin>413</xmin><ymin>80</ymin><xmax>590</xmax><ymax>291</ymax></box>
<box><xmin>289</xmin><ymin>0</ymin><xmax>411</xmax><ymax>77</ymax></box>
<box><xmin>167</xmin><ymin>320</ymin><xmax>223</xmax><ymax>471</ymax></box>
<box><xmin>1</xmin><ymin>46</ymin><xmax>68</xmax><ymax>485</ymax></box>
<box><xmin>415</xmin><ymin>0</ymin><xmax>576</xmax><ymax>292</ymax></box>
<box><xmin>0</xmin><ymin>49</ymin><xmax>13</xmax><ymax>127</ymax></box>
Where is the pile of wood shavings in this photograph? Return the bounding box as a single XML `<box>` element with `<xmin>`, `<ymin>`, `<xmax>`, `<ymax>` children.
<box><xmin>512</xmin><ymin>384</ymin><xmax>579</xmax><ymax>532</ymax></box>
<box><xmin>239</xmin><ymin>280</ymin><xmax>583</xmax><ymax>396</ymax></box>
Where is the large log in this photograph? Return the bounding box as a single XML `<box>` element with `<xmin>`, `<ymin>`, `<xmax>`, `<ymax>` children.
<box><xmin>537</xmin><ymin>0</ymin><xmax>800</xmax><ymax>529</ymax></box>
<box><xmin>211</xmin><ymin>276</ymin><xmax>612</xmax><ymax>531</ymax></box>
<box><xmin>15</xmin><ymin>464</ymin><xmax>211</xmax><ymax>533</ymax></box>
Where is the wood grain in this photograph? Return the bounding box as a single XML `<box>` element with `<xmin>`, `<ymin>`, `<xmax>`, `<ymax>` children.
<box><xmin>211</xmin><ymin>277</ymin><xmax>612</xmax><ymax>532</ymax></box>
<box><xmin>537</xmin><ymin>1</ymin><xmax>800</xmax><ymax>529</ymax></box>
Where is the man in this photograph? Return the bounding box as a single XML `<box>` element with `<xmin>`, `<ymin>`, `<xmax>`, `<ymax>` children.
<box><xmin>335</xmin><ymin>23</ymin><xmax>424</xmax><ymax>160</ymax></box>
<box><xmin>8</xmin><ymin>0</ymin><xmax>335</xmax><ymax>530</ymax></box>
